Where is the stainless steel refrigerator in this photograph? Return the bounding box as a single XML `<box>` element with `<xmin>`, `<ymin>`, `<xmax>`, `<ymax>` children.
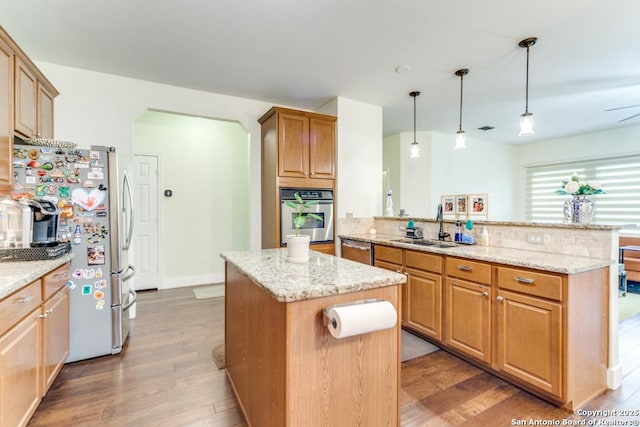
<box><xmin>12</xmin><ymin>143</ymin><xmax>136</xmax><ymax>362</ymax></box>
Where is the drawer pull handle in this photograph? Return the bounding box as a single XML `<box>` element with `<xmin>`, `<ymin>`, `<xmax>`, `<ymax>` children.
<box><xmin>515</xmin><ymin>276</ymin><xmax>535</xmax><ymax>284</ymax></box>
<box><xmin>496</xmin><ymin>296</ymin><xmax>504</xmax><ymax>302</ymax></box>
<box><xmin>457</xmin><ymin>265</ymin><xmax>473</xmax><ymax>272</ymax></box>
<box><xmin>482</xmin><ymin>291</ymin><xmax>489</xmax><ymax>298</ymax></box>
<box><xmin>18</xmin><ymin>295</ymin><xmax>34</xmax><ymax>304</ymax></box>
<box><xmin>46</xmin><ymin>309</ymin><xmax>54</xmax><ymax>315</ymax></box>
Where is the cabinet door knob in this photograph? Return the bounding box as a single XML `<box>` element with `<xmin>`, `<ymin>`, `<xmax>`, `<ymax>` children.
<box><xmin>482</xmin><ymin>291</ymin><xmax>489</xmax><ymax>297</ymax></box>
<box><xmin>46</xmin><ymin>309</ymin><xmax>54</xmax><ymax>315</ymax></box>
<box><xmin>38</xmin><ymin>313</ymin><xmax>49</xmax><ymax>319</ymax></box>
<box><xmin>496</xmin><ymin>296</ymin><xmax>504</xmax><ymax>302</ymax></box>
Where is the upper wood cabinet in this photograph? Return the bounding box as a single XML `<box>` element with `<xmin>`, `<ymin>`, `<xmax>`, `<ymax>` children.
<box><xmin>0</xmin><ymin>36</ymin><xmax>14</xmax><ymax>195</ymax></box>
<box><xmin>14</xmin><ymin>58</ymin><xmax>37</xmax><ymax>138</ymax></box>
<box><xmin>0</xmin><ymin>26</ymin><xmax>59</xmax><ymax>195</ymax></box>
<box><xmin>260</xmin><ymin>106</ymin><xmax>336</xmax><ymax>181</ymax></box>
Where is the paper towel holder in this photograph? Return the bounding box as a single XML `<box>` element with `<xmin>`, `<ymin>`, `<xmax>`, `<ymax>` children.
<box><xmin>322</xmin><ymin>298</ymin><xmax>385</xmax><ymax>328</ymax></box>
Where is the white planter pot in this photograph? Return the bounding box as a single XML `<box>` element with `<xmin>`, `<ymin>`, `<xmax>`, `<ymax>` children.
<box><xmin>285</xmin><ymin>234</ymin><xmax>310</xmax><ymax>262</ymax></box>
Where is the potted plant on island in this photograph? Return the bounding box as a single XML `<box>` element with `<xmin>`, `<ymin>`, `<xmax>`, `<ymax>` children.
<box><xmin>284</xmin><ymin>192</ymin><xmax>322</xmax><ymax>262</ymax></box>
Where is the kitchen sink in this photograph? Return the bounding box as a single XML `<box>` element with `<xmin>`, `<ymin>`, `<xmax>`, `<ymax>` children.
<box><xmin>390</xmin><ymin>238</ymin><xmax>458</xmax><ymax>248</ymax></box>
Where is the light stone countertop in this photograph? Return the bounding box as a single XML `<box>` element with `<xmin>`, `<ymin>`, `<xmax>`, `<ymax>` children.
<box><xmin>0</xmin><ymin>254</ymin><xmax>74</xmax><ymax>300</ymax></box>
<box><xmin>220</xmin><ymin>248</ymin><xmax>406</xmax><ymax>302</ymax></box>
<box><xmin>340</xmin><ymin>233</ymin><xmax>613</xmax><ymax>274</ymax></box>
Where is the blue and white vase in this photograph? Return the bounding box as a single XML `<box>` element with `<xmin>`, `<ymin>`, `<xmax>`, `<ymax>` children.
<box><xmin>563</xmin><ymin>195</ymin><xmax>595</xmax><ymax>224</ymax></box>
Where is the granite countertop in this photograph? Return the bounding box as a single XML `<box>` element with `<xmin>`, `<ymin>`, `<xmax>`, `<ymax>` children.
<box><xmin>220</xmin><ymin>248</ymin><xmax>406</xmax><ymax>302</ymax></box>
<box><xmin>340</xmin><ymin>233</ymin><xmax>612</xmax><ymax>274</ymax></box>
<box><xmin>0</xmin><ymin>254</ymin><xmax>73</xmax><ymax>300</ymax></box>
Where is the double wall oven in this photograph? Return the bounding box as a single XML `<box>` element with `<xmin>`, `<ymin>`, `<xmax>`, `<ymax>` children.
<box><xmin>280</xmin><ymin>188</ymin><xmax>334</xmax><ymax>245</ymax></box>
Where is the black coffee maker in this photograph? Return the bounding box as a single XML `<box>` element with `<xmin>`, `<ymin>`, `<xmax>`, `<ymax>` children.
<box><xmin>28</xmin><ymin>200</ymin><xmax>60</xmax><ymax>247</ymax></box>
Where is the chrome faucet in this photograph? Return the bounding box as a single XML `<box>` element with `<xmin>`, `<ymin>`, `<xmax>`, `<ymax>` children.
<box><xmin>436</xmin><ymin>204</ymin><xmax>450</xmax><ymax>241</ymax></box>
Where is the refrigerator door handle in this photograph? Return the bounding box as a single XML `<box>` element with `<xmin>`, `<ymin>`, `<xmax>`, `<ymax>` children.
<box><xmin>123</xmin><ymin>264</ymin><xmax>136</xmax><ymax>282</ymax></box>
<box><xmin>124</xmin><ymin>289</ymin><xmax>137</xmax><ymax>311</ymax></box>
<box><xmin>123</xmin><ymin>171</ymin><xmax>135</xmax><ymax>250</ymax></box>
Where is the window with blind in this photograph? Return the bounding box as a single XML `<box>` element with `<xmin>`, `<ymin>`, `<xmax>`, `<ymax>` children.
<box><xmin>525</xmin><ymin>155</ymin><xmax>640</xmax><ymax>230</ymax></box>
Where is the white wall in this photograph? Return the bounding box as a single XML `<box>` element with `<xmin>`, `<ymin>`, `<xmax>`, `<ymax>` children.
<box><xmin>383</xmin><ymin>130</ymin><xmax>518</xmax><ymax>220</ymax></box>
<box><xmin>36</xmin><ymin>61</ymin><xmax>271</xmax><ymax>255</ymax></box>
<box><xmin>318</xmin><ymin>97</ymin><xmax>383</xmax><ymax>218</ymax></box>
<box><xmin>134</xmin><ymin>111</ymin><xmax>249</xmax><ymax>288</ymax></box>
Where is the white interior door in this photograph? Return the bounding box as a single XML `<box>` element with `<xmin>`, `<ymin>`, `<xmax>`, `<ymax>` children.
<box><xmin>133</xmin><ymin>154</ymin><xmax>160</xmax><ymax>290</ymax></box>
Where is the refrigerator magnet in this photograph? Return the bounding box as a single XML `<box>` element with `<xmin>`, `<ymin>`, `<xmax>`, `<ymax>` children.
<box><xmin>96</xmin><ymin>300</ymin><xmax>105</xmax><ymax>310</ymax></box>
<box><xmin>81</xmin><ymin>285</ymin><xmax>92</xmax><ymax>295</ymax></box>
<box><xmin>89</xmin><ymin>150</ymin><xmax>100</xmax><ymax>159</ymax></box>
<box><xmin>93</xmin><ymin>290</ymin><xmax>104</xmax><ymax>300</ymax></box>
<box><xmin>94</xmin><ymin>279</ymin><xmax>107</xmax><ymax>289</ymax></box>
<box><xmin>87</xmin><ymin>246</ymin><xmax>105</xmax><ymax>265</ymax></box>
<box><xmin>73</xmin><ymin>269</ymin><xmax>83</xmax><ymax>279</ymax></box>
<box><xmin>83</xmin><ymin>269</ymin><xmax>95</xmax><ymax>279</ymax></box>
<box><xmin>95</xmin><ymin>268</ymin><xmax>103</xmax><ymax>278</ymax></box>
<box><xmin>66</xmin><ymin>280</ymin><xmax>77</xmax><ymax>290</ymax></box>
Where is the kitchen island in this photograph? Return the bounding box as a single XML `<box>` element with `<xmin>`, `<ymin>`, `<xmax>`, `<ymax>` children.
<box><xmin>220</xmin><ymin>248</ymin><xmax>406</xmax><ymax>427</ymax></box>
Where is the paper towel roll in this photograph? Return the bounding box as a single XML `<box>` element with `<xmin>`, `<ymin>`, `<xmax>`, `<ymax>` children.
<box><xmin>326</xmin><ymin>300</ymin><xmax>397</xmax><ymax>339</ymax></box>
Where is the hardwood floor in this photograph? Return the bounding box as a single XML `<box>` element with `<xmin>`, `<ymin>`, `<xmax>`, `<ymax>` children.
<box><xmin>29</xmin><ymin>288</ymin><xmax>640</xmax><ymax>426</ymax></box>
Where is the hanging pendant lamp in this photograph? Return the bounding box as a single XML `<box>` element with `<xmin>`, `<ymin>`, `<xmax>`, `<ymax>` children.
<box><xmin>409</xmin><ymin>91</ymin><xmax>420</xmax><ymax>158</ymax></box>
<box><xmin>518</xmin><ymin>37</ymin><xmax>537</xmax><ymax>136</ymax></box>
<box><xmin>454</xmin><ymin>69</ymin><xmax>469</xmax><ymax>150</ymax></box>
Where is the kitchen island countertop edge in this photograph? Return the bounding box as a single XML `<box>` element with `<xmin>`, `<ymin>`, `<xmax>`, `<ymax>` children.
<box><xmin>220</xmin><ymin>248</ymin><xmax>406</xmax><ymax>302</ymax></box>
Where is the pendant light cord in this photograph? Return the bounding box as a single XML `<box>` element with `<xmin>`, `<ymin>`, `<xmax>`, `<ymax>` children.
<box><xmin>413</xmin><ymin>94</ymin><xmax>417</xmax><ymax>142</ymax></box>
<box><xmin>524</xmin><ymin>44</ymin><xmax>530</xmax><ymax>114</ymax></box>
<box><xmin>458</xmin><ymin>73</ymin><xmax>464</xmax><ymax>132</ymax></box>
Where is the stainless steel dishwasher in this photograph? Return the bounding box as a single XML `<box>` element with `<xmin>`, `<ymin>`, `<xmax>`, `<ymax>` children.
<box><xmin>340</xmin><ymin>238</ymin><xmax>373</xmax><ymax>265</ymax></box>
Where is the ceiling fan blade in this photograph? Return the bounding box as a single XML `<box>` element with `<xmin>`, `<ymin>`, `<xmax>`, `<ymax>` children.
<box><xmin>605</xmin><ymin>104</ymin><xmax>640</xmax><ymax>112</ymax></box>
<box><xmin>618</xmin><ymin>112</ymin><xmax>640</xmax><ymax>122</ymax></box>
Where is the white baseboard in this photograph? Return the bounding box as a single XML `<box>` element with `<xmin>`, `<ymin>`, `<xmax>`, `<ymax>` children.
<box><xmin>161</xmin><ymin>273</ymin><xmax>225</xmax><ymax>289</ymax></box>
<box><xmin>607</xmin><ymin>365</ymin><xmax>623</xmax><ymax>390</ymax></box>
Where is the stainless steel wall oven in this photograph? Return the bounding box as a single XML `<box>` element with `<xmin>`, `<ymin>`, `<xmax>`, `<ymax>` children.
<box><xmin>280</xmin><ymin>188</ymin><xmax>334</xmax><ymax>245</ymax></box>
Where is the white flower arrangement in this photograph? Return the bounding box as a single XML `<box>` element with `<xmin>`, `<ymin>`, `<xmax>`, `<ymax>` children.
<box><xmin>554</xmin><ymin>173</ymin><xmax>605</xmax><ymax>196</ymax></box>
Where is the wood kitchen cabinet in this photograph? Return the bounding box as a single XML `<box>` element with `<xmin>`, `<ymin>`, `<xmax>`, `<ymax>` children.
<box><xmin>370</xmin><ymin>241</ymin><xmax>608</xmax><ymax>411</ymax></box>
<box><xmin>0</xmin><ymin>262</ymin><xmax>70</xmax><ymax>427</ymax></box>
<box><xmin>14</xmin><ymin>60</ymin><xmax>55</xmax><ymax>140</ymax></box>
<box><xmin>0</xmin><ymin>26</ymin><xmax>58</xmax><ymax>195</ymax></box>
<box><xmin>444</xmin><ymin>257</ymin><xmax>492</xmax><ymax>363</ymax></box>
<box><xmin>404</xmin><ymin>250</ymin><xmax>443</xmax><ymax>341</ymax></box>
<box><xmin>0</xmin><ymin>35</ymin><xmax>14</xmax><ymax>195</ymax></box>
<box><xmin>374</xmin><ymin>245</ymin><xmax>406</xmax><ymax>324</ymax></box>
<box><xmin>267</xmin><ymin>108</ymin><xmax>335</xmax><ymax>180</ymax></box>
<box><xmin>259</xmin><ymin>106</ymin><xmax>336</xmax><ymax>249</ymax></box>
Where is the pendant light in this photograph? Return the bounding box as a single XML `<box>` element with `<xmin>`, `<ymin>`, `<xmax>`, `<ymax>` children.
<box><xmin>454</xmin><ymin>69</ymin><xmax>469</xmax><ymax>150</ymax></box>
<box><xmin>409</xmin><ymin>91</ymin><xmax>420</xmax><ymax>158</ymax></box>
<box><xmin>518</xmin><ymin>37</ymin><xmax>537</xmax><ymax>136</ymax></box>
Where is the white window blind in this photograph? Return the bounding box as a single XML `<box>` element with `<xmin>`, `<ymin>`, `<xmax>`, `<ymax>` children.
<box><xmin>525</xmin><ymin>155</ymin><xmax>640</xmax><ymax>229</ymax></box>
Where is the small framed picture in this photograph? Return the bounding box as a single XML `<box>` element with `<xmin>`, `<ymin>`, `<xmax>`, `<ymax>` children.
<box><xmin>455</xmin><ymin>195</ymin><xmax>468</xmax><ymax>217</ymax></box>
<box><xmin>441</xmin><ymin>195</ymin><xmax>455</xmax><ymax>215</ymax></box>
<box><xmin>469</xmin><ymin>194</ymin><xmax>488</xmax><ymax>217</ymax></box>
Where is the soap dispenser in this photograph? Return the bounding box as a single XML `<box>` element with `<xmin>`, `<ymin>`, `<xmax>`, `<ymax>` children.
<box><xmin>480</xmin><ymin>226</ymin><xmax>490</xmax><ymax>247</ymax></box>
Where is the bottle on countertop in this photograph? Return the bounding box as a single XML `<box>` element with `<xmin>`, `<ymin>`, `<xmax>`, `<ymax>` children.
<box><xmin>480</xmin><ymin>226</ymin><xmax>490</xmax><ymax>247</ymax></box>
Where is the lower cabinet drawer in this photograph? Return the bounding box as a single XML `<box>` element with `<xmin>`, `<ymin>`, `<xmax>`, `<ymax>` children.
<box><xmin>497</xmin><ymin>266</ymin><xmax>563</xmax><ymax>301</ymax></box>
<box><xmin>42</xmin><ymin>263</ymin><xmax>70</xmax><ymax>301</ymax></box>
<box><xmin>445</xmin><ymin>257</ymin><xmax>491</xmax><ymax>285</ymax></box>
<box><xmin>0</xmin><ymin>280</ymin><xmax>42</xmax><ymax>336</ymax></box>
<box><xmin>375</xmin><ymin>245</ymin><xmax>403</xmax><ymax>265</ymax></box>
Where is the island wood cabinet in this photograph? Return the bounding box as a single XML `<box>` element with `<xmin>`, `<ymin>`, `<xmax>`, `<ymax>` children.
<box><xmin>0</xmin><ymin>263</ymin><xmax>70</xmax><ymax>427</ymax></box>
<box><xmin>259</xmin><ymin>106</ymin><xmax>336</xmax><ymax>252</ymax></box>
<box><xmin>372</xmin><ymin>242</ymin><xmax>608</xmax><ymax>411</ymax></box>
<box><xmin>444</xmin><ymin>257</ymin><xmax>492</xmax><ymax>364</ymax></box>
<box><xmin>0</xmin><ymin>26</ymin><xmax>58</xmax><ymax>195</ymax></box>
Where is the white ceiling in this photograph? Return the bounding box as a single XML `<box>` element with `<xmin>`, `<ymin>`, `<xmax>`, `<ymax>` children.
<box><xmin>2</xmin><ymin>0</ymin><xmax>640</xmax><ymax>144</ymax></box>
